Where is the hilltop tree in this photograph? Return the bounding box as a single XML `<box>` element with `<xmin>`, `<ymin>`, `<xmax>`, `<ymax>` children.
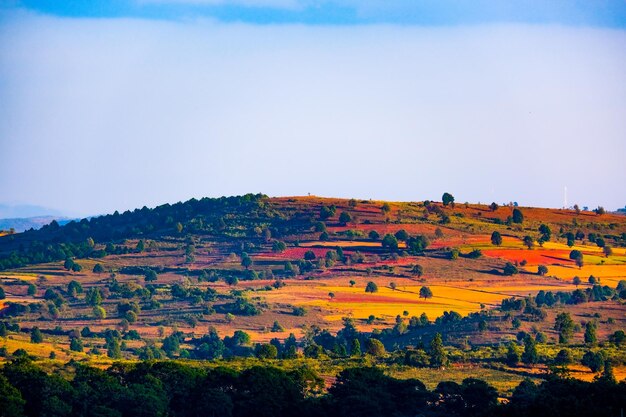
<box><xmin>365</xmin><ymin>282</ymin><xmax>378</xmax><ymax>293</ymax></box>
<box><xmin>491</xmin><ymin>231</ymin><xmax>503</xmax><ymax>246</ymax></box>
<box><xmin>512</xmin><ymin>208</ymin><xmax>524</xmax><ymax>224</ymax></box>
<box><xmin>381</xmin><ymin>203</ymin><xmax>391</xmax><ymax>215</ymax></box>
<box><xmin>442</xmin><ymin>192</ymin><xmax>455</xmax><ymax>207</ymax></box>
<box><xmin>554</xmin><ymin>312</ymin><xmax>575</xmax><ymax>344</ymax></box>
<box><xmin>419</xmin><ymin>286</ymin><xmax>433</xmax><ymax>299</ymax></box>
<box><xmin>489</xmin><ymin>202</ymin><xmax>499</xmax><ymax>211</ymax></box>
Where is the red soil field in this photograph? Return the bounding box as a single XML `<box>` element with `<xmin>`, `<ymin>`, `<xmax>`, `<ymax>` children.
<box><xmin>482</xmin><ymin>249</ymin><xmax>574</xmax><ymax>265</ymax></box>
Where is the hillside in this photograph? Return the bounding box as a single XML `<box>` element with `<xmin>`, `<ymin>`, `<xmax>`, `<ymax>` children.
<box><xmin>1</xmin><ymin>194</ymin><xmax>625</xmax><ymax>395</ymax></box>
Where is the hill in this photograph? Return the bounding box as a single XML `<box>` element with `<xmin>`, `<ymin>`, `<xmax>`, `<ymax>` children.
<box><xmin>1</xmin><ymin>193</ymin><xmax>625</xmax><ymax>395</ymax></box>
<box><xmin>0</xmin><ymin>216</ymin><xmax>76</xmax><ymax>234</ymax></box>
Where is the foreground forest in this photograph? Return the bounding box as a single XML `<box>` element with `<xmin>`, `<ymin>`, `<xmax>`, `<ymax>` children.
<box><xmin>1</xmin><ymin>193</ymin><xmax>625</xmax><ymax>414</ymax></box>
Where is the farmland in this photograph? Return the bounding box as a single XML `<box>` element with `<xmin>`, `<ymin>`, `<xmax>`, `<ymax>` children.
<box><xmin>1</xmin><ymin>194</ymin><xmax>626</xmax><ymax>395</ymax></box>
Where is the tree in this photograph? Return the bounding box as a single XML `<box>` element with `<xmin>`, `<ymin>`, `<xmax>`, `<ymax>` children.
<box><xmin>491</xmin><ymin>231</ymin><xmax>503</xmax><ymax>246</ymax></box>
<box><xmin>419</xmin><ymin>286</ymin><xmax>433</xmax><ymax>299</ymax></box>
<box><xmin>430</xmin><ymin>333</ymin><xmax>447</xmax><ymax>367</ymax></box>
<box><xmin>554</xmin><ymin>349</ymin><xmax>572</xmax><ymax>365</ymax></box>
<box><xmin>554</xmin><ymin>312</ymin><xmax>574</xmax><ymax>344</ymax></box>
<box><xmin>0</xmin><ymin>286</ymin><xmax>5</xmax><ymax>300</ymax></box>
<box><xmin>537</xmin><ymin>265</ymin><xmax>548</xmax><ymax>276</ymax></box>
<box><xmin>272</xmin><ymin>240</ymin><xmax>286</xmax><ymax>253</ymax></box>
<box><xmin>71</xmin><ymin>263</ymin><xmax>82</xmax><ymax>272</ymax></box>
<box><xmin>442</xmin><ymin>192</ymin><xmax>455</xmax><ymax>206</ymax></box>
<box><xmin>93</xmin><ymin>306</ymin><xmax>106</xmax><ymax>320</ymax></box>
<box><xmin>30</xmin><ymin>326</ymin><xmax>43</xmax><ymax>343</ymax></box>
<box><xmin>144</xmin><ymin>269</ymin><xmax>158</xmax><ymax>282</ymax></box>
<box><xmin>92</xmin><ymin>263</ymin><xmax>104</xmax><ymax>274</ymax></box>
<box><xmin>503</xmin><ymin>262</ymin><xmax>518</xmax><ymax>276</ymax></box>
<box><xmin>394</xmin><ymin>229</ymin><xmax>409</xmax><ymax>241</ymax></box>
<box><xmin>365</xmin><ymin>338</ymin><xmax>386</xmax><ymax>356</ymax></box>
<box><xmin>365</xmin><ymin>282</ymin><xmax>378</xmax><ymax>293</ymax></box>
<box><xmin>512</xmin><ymin>208</ymin><xmax>524</xmax><ymax>224</ymax></box>
<box><xmin>368</xmin><ymin>230</ymin><xmax>380</xmax><ymax>240</ymax></box>
<box><xmin>255</xmin><ymin>343</ymin><xmax>278</xmax><ymax>359</ymax></box>
<box><xmin>349</xmin><ymin>280</ymin><xmax>356</xmax><ymax>287</ymax></box>
<box><xmin>538</xmin><ymin>224</ymin><xmax>551</xmax><ymax>242</ymax></box>
<box><xmin>136</xmin><ymin>239</ymin><xmax>145</xmax><ymax>252</ymax></box>
<box><xmin>412</xmin><ymin>264</ymin><xmax>424</xmax><ymax>278</ymax></box>
<box><xmin>573</xmin><ymin>276</ymin><xmax>581</xmax><ymax>287</ymax></box>
<box><xmin>350</xmin><ymin>339</ymin><xmax>361</xmax><ymax>356</ymax></box>
<box><xmin>328</xmin><ymin>292</ymin><xmax>335</xmax><ymax>300</ymax></box>
<box><xmin>569</xmin><ymin>250</ymin><xmax>583</xmax><ymax>262</ymax></box>
<box><xmin>581</xmin><ymin>350</ymin><xmax>604</xmax><ymax>372</ymax></box>
<box><xmin>523</xmin><ymin>236</ymin><xmax>534</xmax><ymax>250</ymax></box>
<box><xmin>489</xmin><ymin>202</ymin><xmax>499</xmax><ymax>211</ymax></box>
<box><xmin>381</xmin><ymin>234</ymin><xmax>398</xmax><ymax>251</ymax></box>
<box><xmin>389</xmin><ymin>282</ymin><xmax>397</xmax><ymax>291</ymax></box>
<box><xmin>584</xmin><ymin>321</ymin><xmax>597</xmax><ymax>345</ymax></box>
<box><xmin>603</xmin><ymin>246</ymin><xmax>613</xmax><ymax>257</ymax></box>
<box><xmin>241</xmin><ymin>255</ymin><xmax>252</xmax><ymax>269</ymax></box>
<box><xmin>27</xmin><ymin>284</ymin><xmax>36</xmax><ymax>296</ymax></box>
<box><xmin>338</xmin><ymin>211</ymin><xmax>352</xmax><ymax>225</ymax></box>
<box><xmin>521</xmin><ymin>335</ymin><xmax>538</xmax><ymax>365</ymax></box>
<box><xmin>381</xmin><ymin>203</ymin><xmax>391</xmax><ymax>215</ymax></box>
<box><xmin>0</xmin><ymin>373</ymin><xmax>25</xmax><ymax>417</ymax></box>
<box><xmin>304</xmin><ymin>250</ymin><xmax>316</xmax><ymax>261</ymax></box>
<box><xmin>70</xmin><ymin>337</ymin><xmax>83</xmax><ymax>352</ymax></box>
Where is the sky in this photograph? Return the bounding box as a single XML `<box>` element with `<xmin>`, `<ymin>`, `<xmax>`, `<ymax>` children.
<box><xmin>1</xmin><ymin>1</ymin><xmax>625</xmax><ymax>217</ymax></box>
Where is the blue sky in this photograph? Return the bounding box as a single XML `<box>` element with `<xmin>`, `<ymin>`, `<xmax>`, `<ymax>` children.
<box><xmin>1</xmin><ymin>1</ymin><xmax>625</xmax><ymax>216</ymax></box>
<box><xmin>6</xmin><ymin>0</ymin><xmax>626</xmax><ymax>26</ymax></box>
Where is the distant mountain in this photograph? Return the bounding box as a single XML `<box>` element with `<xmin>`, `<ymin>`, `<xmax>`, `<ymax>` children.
<box><xmin>0</xmin><ymin>216</ymin><xmax>75</xmax><ymax>233</ymax></box>
<box><xmin>0</xmin><ymin>203</ymin><xmax>64</xmax><ymax>218</ymax></box>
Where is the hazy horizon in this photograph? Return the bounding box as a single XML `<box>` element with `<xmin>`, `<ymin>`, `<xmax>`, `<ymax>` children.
<box><xmin>1</xmin><ymin>2</ymin><xmax>625</xmax><ymax>217</ymax></box>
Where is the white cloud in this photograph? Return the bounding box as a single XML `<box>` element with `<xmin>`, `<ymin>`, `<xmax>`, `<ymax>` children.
<box><xmin>1</xmin><ymin>12</ymin><xmax>625</xmax><ymax>215</ymax></box>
